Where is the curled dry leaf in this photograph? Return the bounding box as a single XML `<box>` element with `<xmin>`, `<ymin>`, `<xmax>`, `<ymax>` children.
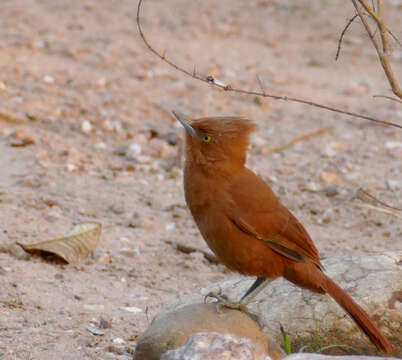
<box><xmin>16</xmin><ymin>222</ymin><xmax>101</xmax><ymax>263</ymax></box>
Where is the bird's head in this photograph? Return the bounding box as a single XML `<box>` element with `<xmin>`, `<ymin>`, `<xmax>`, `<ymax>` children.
<box><xmin>173</xmin><ymin>111</ymin><xmax>256</xmax><ymax>170</ymax></box>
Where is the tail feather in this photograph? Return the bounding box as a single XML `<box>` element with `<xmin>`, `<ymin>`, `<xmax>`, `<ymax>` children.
<box><xmin>322</xmin><ymin>274</ymin><xmax>393</xmax><ymax>354</ymax></box>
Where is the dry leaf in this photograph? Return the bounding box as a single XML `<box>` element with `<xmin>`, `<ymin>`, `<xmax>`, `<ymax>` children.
<box><xmin>17</xmin><ymin>222</ymin><xmax>101</xmax><ymax>263</ymax></box>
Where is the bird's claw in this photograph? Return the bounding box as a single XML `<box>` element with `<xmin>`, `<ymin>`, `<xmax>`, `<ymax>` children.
<box><xmin>204</xmin><ymin>291</ymin><xmax>256</xmax><ymax>317</ymax></box>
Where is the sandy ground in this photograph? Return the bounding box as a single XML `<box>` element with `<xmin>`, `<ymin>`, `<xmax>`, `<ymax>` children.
<box><xmin>0</xmin><ymin>0</ymin><xmax>401</xmax><ymax>359</ymax></box>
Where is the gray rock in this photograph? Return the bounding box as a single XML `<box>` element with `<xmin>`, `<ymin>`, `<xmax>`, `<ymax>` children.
<box><xmin>284</xmin><ymin>354</ymin><xmax>399</xmax><ymax>360</ymax></box>
<box><xmin>162</xmin><ymin>252</ymin><xmax>401</xmax><ymax>356</ymax></box>
<box><xmin>160</xmin><ymin>332</ymin><xmax>268</xmax><ymax>360</ymax></box>
<box><xmin>134</xmin><ymin>303</ymin><xmax>283</xmax><ymax>360</ymax></box>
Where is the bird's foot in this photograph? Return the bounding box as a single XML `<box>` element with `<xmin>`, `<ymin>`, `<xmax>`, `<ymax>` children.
<box><xmin>204</xmin><ymin>291</ymin><xmax>258</xmax><ymax>320</ymax></box>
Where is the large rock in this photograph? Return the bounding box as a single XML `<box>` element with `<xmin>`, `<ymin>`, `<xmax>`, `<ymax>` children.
<box><xmin>159</xmin><ymin>252</ymin><xmax>401</xmax><ymax>356</ymax></box>
<box><xmin>283</xmin><ymin>355</ymin><xmax>399</xmax><ymax>360</ymax></box>
<box><xmin>160</xmin><ymin>332</ymin><xmax>269</xmax><ymax>360</ymax></box>
<box><xmin>134</xmin><ymin>303</ymin><xmax>284</xmax><ymax>360</ymax></box>
<box><xmin>160</xmin><ymin>334</ymin><xmax>401</xmax><ymax>360</ymax></box>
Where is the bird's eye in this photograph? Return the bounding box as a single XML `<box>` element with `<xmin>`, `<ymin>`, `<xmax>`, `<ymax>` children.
<box><xmin>203</xmin><ymin>135</ymin><xmax>212</xmax><ymax>143</ymax></box>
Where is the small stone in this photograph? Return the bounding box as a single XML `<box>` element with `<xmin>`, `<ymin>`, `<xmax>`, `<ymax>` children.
<box><xmin>160</xmin><ymin>132</ymin><xmax>179</xmax><ymax>146</ymax></box>
<box><xmin>165</xmin><ymin>223</ymin><xmax>175</xmax><ymax>231</ymax></box>
<box><xmin>99</xmin><ymin>316</ymin><xmax>112</xmax><ymax>329</ymax></box>
<box><xmin>323</xmin><ymin>142</ymin><xmax>342</xmax><ymax>158</ymax></box>
<box><xmin>0</xmin><ymin>81</ymin><xmax>6</xmax><ymax>92</ymax></box>
<box><xmin>110</xmin><ymin>203</ymin><xmax>125</xmax><ymax>215</ymax></box>
<box><xmin>113</xmin><ymin>338</ymin><xmax>125</xmax><ymax>344</ymax></box>
<box><xmin>66</xmin><ymin>163</ymin><xmax>76</xmax><ymax>172</ymax></box>
<box><xmin>84</xmin><ymin>304</ymin><xmax>105</xmax><ymax>312</ymax></box>
<box><xmin>387</xmin><ymin>179</ymin><xmax>401</xmax><ymax>191</ymax></box>
<box><xmin>127</xmin><ymin>142</ymin><xmax>142</xmax><ymax>158</ymax></box>
<box><xmin>94</xmin><ymin>142</ymin><xmax>107</xmax><ymax>150</ymax></box>
<box><xmin>133</xmin><ymin>134</ymin><xmax>149</xmax><ymax>146</ymax></box>
<box><xmin>8</xmin><ymin>129</ymin><xmax>35</xmax><ymax>147</ymax></box>
<box><xmin>160</xmin><ymin>332</ymin><xmax>267</xmax><ymax>360</ymax></box>
<box><xmin>320</xmin><ymin>171</ymin><xmax>340</xmax><ymax>185</ymax></box>
<box><xmin>135</xmin><ymin>155</ymin><xmax>152</xmax><ymax>164</ymax></box>
<box><xmin>385</xmin><ymin>141</ymin><xmax>402</xmax><ymax>149</ymax></box>
<box><xmin>81</xmin><ymin>120</ymin><xmax>92</xmax><ymax>134</ymax></box>
<box><xmin>252</xmin><ymin>136</ymin><xmax>266</xmax><ymax>148</ymax></box>
<box><xmin>148</xmin><ymin>138</ymin><xmax>176</xmax><ymax>159</ymax></box>
<box><xmin>107</xmin><ymin>344</ymin><xmax>125</xmax><ymax>355</ymax></box>
<box><xmin>120</xmin><ymin>247</ymin><xmax>139</xmax><ymax>258</ymax></box>
<box><xmin>120</xmin><ymin>306</ymin><xmax>142</xmax><ymax>313</ymax></box>
<box><xmin>43</xmin><ymin>75</ymin><xmax>55</xmax><ymax>84</ymax></box>
<box><xmin>86</xmin><ymin>324</ymin><xmax>105</xmax><ymax>336</ymax></box>
<box><xmin>321</xmin><ymin>185</ymin><xmax>338</xmax><ymax>197</ymax></box>
<box><xmin>98</xmin><ymin>255</ymin><xmax>112</xmax><ymax>265</ymax></box>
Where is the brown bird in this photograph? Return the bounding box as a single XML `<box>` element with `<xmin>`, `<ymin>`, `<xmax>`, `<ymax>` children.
<box><xmin>173</xmin><ymin>111</ymin><xmax>393</xmax><ymax>354</ymax></box>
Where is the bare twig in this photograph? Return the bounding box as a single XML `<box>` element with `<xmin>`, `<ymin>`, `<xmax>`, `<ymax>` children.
<box><xmin>357</xmin><ymin>187</ymin><xmax>402</xmax><ymax>211</ymax></box>
<box><xmin>387</xmin><ymin>28</ymin><xmax>402</xmax><ymax>49</ymax></box>
<box><xmin>373</xmin><ymin>94</ymin><xmax>402</xmax><ymax>104</ymax></box>
<box><xmin>136</xmin><ymin>0</ymin><xmax>402</xmax><ymax>129</ymax></box>
<box><xmin>351</xmin><ymin>0</ymin><xmax>402</xmax><ymax>99</ymax></box>
<box><xmin>336</xmin><ymin>14</ymin><xmax>359</xmax><ymax>60</ymax></box>
<box><xmin>352</xmin><ymin>202</ymin><xmax>402</xmax><ymax>220</ymax></box>
<box><xmin>264</xmin><ymin>127</ymin><xmax>333</xmax><ymax>154</ymax></box>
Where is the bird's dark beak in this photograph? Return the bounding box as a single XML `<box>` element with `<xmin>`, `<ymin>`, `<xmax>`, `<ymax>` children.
<box><xmin>172</xmin><ymin>111</ymin><xmax>198</xmax><ymax>138</ymax></box>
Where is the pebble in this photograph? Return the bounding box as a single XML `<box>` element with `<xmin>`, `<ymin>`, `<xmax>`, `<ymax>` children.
<box><xmin>113</xmin><ymin>338</ymin><xmax>125</xmax><ymax>344</ymax></box>
<box><xmin>120</xmin><ymin>306</ymin><xmax>142</xmax><ymax>313</ymax></box>
<box><xmin>84</xmin><ymin>304</ymin><xmax>105</xmax><ymax>311</ymax></box>
<box><xmin>43</xmin><ymin>75</ymin><xmax>55</xmax><ymax>84</ymax></box>
<box><xmin>66</xmin><ymin>163</ymin><xmax>76</xmax><ymax>172</ymax></box>
<box><xmin>387</xmin><ymin>179</ymin><xmax>401</xmax><ymax>191</ymax></box>
<box><xmin>165</xmin><ymin>222</ymin><xmax>176</xmax><ymax>231</ymax></box>
<box><xmin>8</xmin><ymin>129</ymin><xmax>35</xmax><ymax>147</ymax></box>
<box><xmin>107</xmin><ymin>345</ymin><xmax>125</xmax><ymax>355</ymax></box>
<box><xmin>321</xmin><ymin>185</ymin><xmax>339</xmax><ymax>197</ymax></box>
<box><xmin>385</xmin><ymin>141</ymin><xmax>402</xmax><ymax>149</ymax></box>
<box><xmin>86</xmin><ymin>324</ymin><xmax>105</xmax><ymax>336</ymax></box>
<box><xmin>320</xmin><ymin>171</ymin><xmax>340</xmax><ymax>185</ymax></box>
<box><xmin>160</xmin><ymin>132</ymin><xmax>179</xmax><ymax>146</ymax></box>
<box><xmin>99</xmin><ymin>316</ymin><xmax>112</xmax><ymax>329</ymax></box>
<box><xmin>323</xmin><ymin>142</ymin><xmax>342</xmax><ymax>157</ymax></box>
<box><xmin>148</xmin><ymin>138</ymin><xmax>176</xmax><ymax>159</ymax></box>
<box><xmin>126</xmin><ymin>142</ymin><xmax>142</xmax><ymax>158</ymax></box>
<box><xmin>98</xmin><ymin>254</ymin><xmax>112</xmax><ymax>264</ymax></box>
<box><xmin>94</xmin><ymin>142</ymin><xmax>107</xmax><ymax>150</ymax></box>
<box><xmin>120</xmin><ymin>247</ymin><xmax>140</xmax><ymax>258</ymax></box>
<box><xmin>81</xmin><ymin>120</ymin><xmax>92</xmax><ymax>134</ymax></box>
<box><xmin>0</xmin><ymin>81</ymin><xmax>6</xmax><ymax>91</ymax></box>
<box><xmin>126</xmin><ymin>212</ymin><xmax>153</xmax><ymax>229</ymax></box>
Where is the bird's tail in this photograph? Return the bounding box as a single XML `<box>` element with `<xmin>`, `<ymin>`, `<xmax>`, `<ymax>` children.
<box><xmin>321</xmin><ymin>274</ymin><xmax>393</xmax><ymax>354</ymax></box>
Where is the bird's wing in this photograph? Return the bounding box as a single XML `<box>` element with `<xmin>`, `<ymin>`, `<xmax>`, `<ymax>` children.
<box><xmin>227</xmin><ymin>168</ymin><xmax>321</xmax><ymax>266</ymax></box>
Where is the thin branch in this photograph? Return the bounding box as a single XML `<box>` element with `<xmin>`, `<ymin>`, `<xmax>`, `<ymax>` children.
<box><xmin>352</xmin><ymin>202</ymin><xmax>402</xmax><ymax>220</ymax></box>
<box><xmin>357</xmin><ymin>187</ymin><xmax>402</xmax><ymax>211</ymax></box>
<box><xmin>336</xmin><ymin>14</ymin><xmax>359</xmax><ymax>60</ymax></box>
<box><xmin>136</xmin><ymin>0</ymin><xmax>402</xmax><ymax>129</ymax></box>
<box><xmin>373</xmin><ymin>94</ymin><xmax>402</xmax><ymax>104</ymax></box>
<box><xmin>387</xmin><ymin>28</ymin><xmax>402</xmax><ymax>49</ymax></box>
<box><xmin>352</xmin><ymin>0</ymin><xmax>402</xmax><ymax>99</ymax></box>
<box><xmin>264</xmin><ymin>127</ymin><xmax>333</xmax><ymax>154</ymax></box>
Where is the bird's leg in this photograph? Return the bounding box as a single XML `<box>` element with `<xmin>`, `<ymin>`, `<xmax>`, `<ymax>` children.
<box><xmin>205</xmin><ymin>277</ymin><xmax>271</xmax><ymax>314</ymax></box>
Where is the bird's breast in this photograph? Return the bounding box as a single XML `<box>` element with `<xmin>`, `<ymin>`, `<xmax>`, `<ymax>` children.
<box><xmin>184</xmin><ymin>173</ymin><xmax>284</xmax><ymax>277</ymax></box>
